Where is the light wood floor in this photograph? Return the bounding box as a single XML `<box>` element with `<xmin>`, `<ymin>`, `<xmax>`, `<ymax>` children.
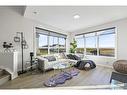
<box><xmin>0</xmin><ymin>65</ymin><xmax>114</xmax><ymax>89</ymax></box>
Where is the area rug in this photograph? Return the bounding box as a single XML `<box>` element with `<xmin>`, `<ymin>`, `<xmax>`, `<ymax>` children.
<box><xmin>44</xmin><ymin>68</ymin><xmax>80</xmax><ymax>87</ymax></box>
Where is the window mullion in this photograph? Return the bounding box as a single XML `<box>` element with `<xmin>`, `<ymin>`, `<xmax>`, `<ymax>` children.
<box><xmin>48</xmin><ymin>35</ymin><xmax>50</xmax><ymax>54</ymax></box>
<box><xmin>84</xmin><ymin>35</ymin><xmax>86</xmax><ymax>56</ymax></box>
<box><xmin>97</xmin><ymin>33</ymin><xmax>99</xmax><ymax>56</ymax></box>
<box><xmin>58</xmin><ymin>37</ymin><xmax>59</xmax><ymax>53</ymax></box>
<box><xmin>64</xmin><ymin>38</ymin><xmax>66</xmax><ymax>53</ymax></box>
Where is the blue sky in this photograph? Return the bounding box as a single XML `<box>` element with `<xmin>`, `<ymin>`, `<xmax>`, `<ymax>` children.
<box><xmin>39</xmin><ymin>33</ymin><xmax>115</xmax><ymax>48</ymax></box>
<box><xmin>39</xmin><ymin>35</ymin><xmax>65</xmax><ymax>47</ymax></box>
<box><xmin>99</xmin><ymin>34</ymin><xmax>115</xmax><ymax>48</ymax></box>
<box><xmin>77</xmin><ymin>34</ymin><xmax>115</xmax><ymax>48</ymax></box>
<box><xmin>39</xmin><ymin>35</ymin><xmax>48</xmax><ymax>47</ymax></box>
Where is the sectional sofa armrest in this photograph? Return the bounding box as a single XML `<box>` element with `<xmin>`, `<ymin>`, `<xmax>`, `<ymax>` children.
<box><xmin>37</xmin><ymin>57</ymin><xmax>48</xmax><ymax>62</ymax></box>
<box><xmin>37</xmin><ymin>56</ymin><xmax>48</xmax><ymax>71</ymax></box>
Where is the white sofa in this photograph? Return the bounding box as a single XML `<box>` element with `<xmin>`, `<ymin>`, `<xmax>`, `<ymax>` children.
<box><xmin>37</xmin><ymin>54</ymin><xmax>77</xmax><ymax>71</ymax></box>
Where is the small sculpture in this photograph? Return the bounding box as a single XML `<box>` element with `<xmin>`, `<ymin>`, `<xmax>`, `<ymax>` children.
<box><xmin>3</xmin><ymin>42</ymin><xmax>13</xmax><ymax>52</ymax></box>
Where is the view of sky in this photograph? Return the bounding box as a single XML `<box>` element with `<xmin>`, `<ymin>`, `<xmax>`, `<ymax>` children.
<box><xmin>39</xmin><ymin>29</ymin><xmax>115</xmax><ymax>48</ymax></box>
<box><xmin>77</xmin><ymin>34</ymin><xmax>115</xmax><ymax>48</ymax></box>
<box><xmin>39</xmin><ymin>34</ymin><xmax>48</xmax><ymax>47</ymax></box>
<box><xmin>99</xmin><ymin>34</ymin><xmax>115</xmax><ymax>48</ymax></box>
<box><xmin>39</xmin><ymin>34</ymin><xmax>66</xmax><ymax>47</ymax></box>
<box><xmin>49</xmin><ymin>36</ymin><xmax>58</xmax><ymax>46</ymax></box>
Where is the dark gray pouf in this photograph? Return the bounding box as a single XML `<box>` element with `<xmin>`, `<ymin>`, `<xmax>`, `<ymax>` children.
<box><xmin>75</xmin><ymin>60</ymin><xmax>96</xmax><ymax>70</ymax></box>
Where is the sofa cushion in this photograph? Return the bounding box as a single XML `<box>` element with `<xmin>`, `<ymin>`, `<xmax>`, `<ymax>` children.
<box><xmin>44</xmin><ymin>56</ymin><xmax>56</xmax><ymax>62</ymax></box>
<box><xmin>73</xmin><ymin>55</ymin><xmax>81</xmax><ymax>60</ymax></box>
<box><xmin>67</xmin><ymin>54</ymin><xmax>81</xmax><ymax>60</ymax></box>
<box><xmin>67</xmin><ymin>54</ymin><xmax>74</xmax><ymax>60</ymax></box>
<box><xmin>57</xmin><ymin>53</ymin><xmax>67</xmax><ymax>59</ymax></box>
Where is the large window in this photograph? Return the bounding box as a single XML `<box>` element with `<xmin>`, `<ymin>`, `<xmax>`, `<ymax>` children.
<box><xmin>85</xmin><ymin>33</ymin><xmax>97</xmax><ymax>55</ymax></box>
<box><xmin>38</xmin><ymin>34</ymin><xmax>48</xmax><ymax>55</ymax></box>
<box><xmin>36</xmin><ymin>28</ymin><xmax>67</xmax><ymax>55</ymax></box>
<box><xmin>75</xmin><ymin>27</ymin><xmax>116</xmax><ymax>57</ymax></box>
<box><xmin>49</xmin><ymin>36</ymin><xmax>59</xmax><ymax>54</ymax></box>
<box><xmin>76</xmin><ymin>35</ymin><xmax>84</xmax><ymax>54</ymax></box>
<box><xmin>59</xmin><ymin>38</ymin><xmax>66</xmax><ymax>53</ymax></box>
<box><xmin>98</xmin><ymin>29</ymin><xmax>115</xmax><ymax>57</ymax></box>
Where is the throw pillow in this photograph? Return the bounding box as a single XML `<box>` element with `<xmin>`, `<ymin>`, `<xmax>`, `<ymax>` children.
<box><xmin>44</xmin><ymin>56</ymin><xmax>56</xmax><ymax>62</ymax></box>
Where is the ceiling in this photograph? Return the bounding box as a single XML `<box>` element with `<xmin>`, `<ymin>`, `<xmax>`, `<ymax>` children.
<box><xmin>24</xmin><ymin>6</ymin><xmax>127</xmax><ymax>32</ymax></box>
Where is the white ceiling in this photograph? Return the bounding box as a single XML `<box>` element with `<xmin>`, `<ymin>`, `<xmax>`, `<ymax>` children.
<box><xmin>24</xmin><ymin>6</ymin><xmax>127</xmax><ymax>32</ymax></box>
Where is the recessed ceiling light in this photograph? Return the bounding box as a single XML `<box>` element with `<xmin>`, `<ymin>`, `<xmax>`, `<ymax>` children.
<box><xmin>73</xmin><ymin>14</ymin><xmax>80</xmax><ymax>19</ymax></box>
<box><xmin>33</xmin><ymin>11</ymin><xmax>37</xmax><ymax>14</ymax></box>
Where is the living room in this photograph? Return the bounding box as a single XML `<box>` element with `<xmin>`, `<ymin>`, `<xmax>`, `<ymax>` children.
<box><xmin>1</xmin><ymin>5</ymin><xmax>127</xmax><ymax>90</ymax></box>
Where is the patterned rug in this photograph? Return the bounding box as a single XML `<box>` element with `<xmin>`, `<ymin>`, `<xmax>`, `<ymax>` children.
<box><xmin>44</xmin><ymin>68</ymin><xmax>80</xmax><ymax>87</ymax></box>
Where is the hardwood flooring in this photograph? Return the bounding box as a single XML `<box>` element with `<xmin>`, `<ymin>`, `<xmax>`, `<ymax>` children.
<box><xmin>0</xmin><ymin>65</ymin><xmax>114</xmax><ymax>89</ymax></box>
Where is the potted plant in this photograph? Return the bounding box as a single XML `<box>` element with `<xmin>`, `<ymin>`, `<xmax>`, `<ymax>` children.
<box><xmin>69</xmin><ymin>39</ymin><xmax>77</xmax><ymax>53</ymax></box>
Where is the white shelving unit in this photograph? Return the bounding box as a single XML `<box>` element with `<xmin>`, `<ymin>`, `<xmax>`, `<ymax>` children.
<box><xmin>0</xmin><ymin>51</ymin><xmax>18</xmax><ymax>80</ymax></box>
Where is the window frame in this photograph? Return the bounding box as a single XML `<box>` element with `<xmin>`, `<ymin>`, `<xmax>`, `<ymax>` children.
<box><xmin>98</xmin><ymin>32</ymin><xmax>115</xmax><ymax>57</ymax></box>
<box><xmin>59</xmin><ymin>37</ymin><xmax>66</xmax><ymax>53</ymax></box>
<box><xmin>75</xmin><ymin>27</ymin><xmax>116</xmax><ymax>58</ymax></box>
<box><xmin>85</xmin><ymin>32</ymin><xmax>97</xmax><ymax>55</ymax></box>
<box><xmin>36</xmin><ymin>27</ymin><xmax>67</xmax><ymax>55</ymax></box>
<box><xmin>75</xmin><ymin>35</ymin><xmax>85</xmax><ymax>54</ymax></box>
<box><xmin>38</xmin><ymin>33</ymin><xmax>48</xmax><ymax>48</ymax></box>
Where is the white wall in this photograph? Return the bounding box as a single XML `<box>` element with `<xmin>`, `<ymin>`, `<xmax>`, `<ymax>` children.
<box><xmin>2</xmin><ymin>6</ymin><xmax>127</xmax><ymax>70</ymax></box>
<box><xmin>71</xmin><ymin>18</ymin><xmax>127</xmax><ymax>67</ymax></box>
<box><xmin>0</xmin><ymin>7</ymin><xmax>69</xmax><ymax>71</ymax></box>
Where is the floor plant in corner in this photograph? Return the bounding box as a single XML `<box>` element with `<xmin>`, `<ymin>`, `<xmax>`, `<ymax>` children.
<box><xmin>70</xmin><ymin>39</ymin><xmax>77</xmax><ymax>54</ymax></box>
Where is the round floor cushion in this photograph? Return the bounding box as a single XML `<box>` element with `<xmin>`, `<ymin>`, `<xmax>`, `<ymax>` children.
<box><xmin>113</xmin><ymin>60</ymin><xmax>127</xmax><ymax>74</ymax></box>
